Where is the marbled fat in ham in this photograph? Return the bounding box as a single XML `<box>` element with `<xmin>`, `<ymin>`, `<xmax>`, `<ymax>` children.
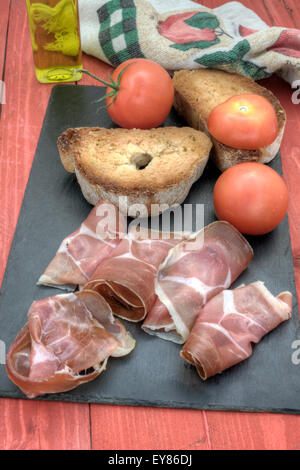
<box><xmin>6</xmin><ymin>291</ymin><xmax>135</xmax><ymax>398</ymax></box>
<box><xmin>142</xmin><ymin>222</ymin><xmax>254</xmax><ymax>343</ymax></box>
<box><xmin>85</xmin><ymin>228</ymin><xmax>186</xmax><ymax>322</ymax></box>
<box><xmin>181</xmin><ymin>282</ymin><xmax>292</xmax><ymax>379</ymax></box>
<box><xmin>38</xmin><ymin>200</ymin><xmax>126</xmax><ymax>289</ymax></box>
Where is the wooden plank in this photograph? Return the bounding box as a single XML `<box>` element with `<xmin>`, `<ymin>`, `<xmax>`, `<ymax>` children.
<box><xmin>205</xmin><ymin>411</ymin><xmax>300</xmax><ymax>450</ymax></box>
<box><xmin>0</xmin><ymin>0</ymin><xmax>11</xmax><ymax>116</ymax></box>
<box><xmin>0</xmin><ymin>399</ymin><xmax>91</xmax><ymax>450</ymax></box>
<box><xmin>283</xmin><ymin>0</ymin><xmax>300</xmax><ymax>28</ymax></box>
<box><xmin>200</xmin><ymin>0</ymin><xmax>275</xmax><ymax>25</ymax></box>
<box><xmin>0</xmin><ymin>0</ymin><xmax>10</xmax><ymax>80</ymax></box>
<box><xmin>0</xmin><ymin>0</ymin><xmax>91</xmax><ymax>450</ymax></box>
<box><xmin>90</xmin><ymin>406</ymin><xmax>211</xmax><ymax>450</ymax></box>
<box><xmin>263</xmin><ymin>0</ymin><xmax>297</xmax><ymax>28</ymax></box>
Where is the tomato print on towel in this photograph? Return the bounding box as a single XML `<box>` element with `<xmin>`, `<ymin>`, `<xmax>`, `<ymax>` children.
<box><xmin>157</xmin><ymin>11</ymin><xmax>231</xmax><ymax>51</ymax></box>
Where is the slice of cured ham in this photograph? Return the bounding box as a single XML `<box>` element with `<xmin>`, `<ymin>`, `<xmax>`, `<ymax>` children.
<box><xmin>142</xmin><ymin>221</ymin><xmax>254</xmax><ymax>343</ymax></box>
<box><xmin>6</xmin><ymin>291</ymin><xmax>135</xmax><ymax>398</ymax></box>
<box><xmin>38</xmin><ymin>200</ymin><xmax>126</xmax><ymax>289</ymax></box>
<box><xmin>181</xmin><ymin>282</ymin><xmax>292</xmax><ymax>380</ymax></box>
<box><xmin>85</xmin><ymin>228</ymin><xmax>186</xmax><ymax>322</ymax></box>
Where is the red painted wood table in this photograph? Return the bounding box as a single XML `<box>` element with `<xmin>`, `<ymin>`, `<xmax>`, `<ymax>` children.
<box><xmin>1</xmin><ymin>0</ymin><xmax>300</xmax><ymax>450</ymax></box>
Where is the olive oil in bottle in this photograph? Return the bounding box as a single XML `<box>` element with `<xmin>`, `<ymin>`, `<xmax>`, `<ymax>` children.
<box><xmin>26</xmin><ymin>0</ymin><xmax>82</xmax><ymax>83</ymax></box>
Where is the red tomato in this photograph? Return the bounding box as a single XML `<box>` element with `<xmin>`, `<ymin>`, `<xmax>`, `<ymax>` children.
<box><xmin>207</xmin><ymin>94</ymin><xmax>279</xmax><ymax>150</ymax></box>
<box><xmin>213</xmin><ymin>162</ymin><xmax>288</xmax><ymax>235</ymax></box>
<box><xmin>106</xmin><ymin>59</ymin><xmax>174</xmax><ymax>129</ymax></box>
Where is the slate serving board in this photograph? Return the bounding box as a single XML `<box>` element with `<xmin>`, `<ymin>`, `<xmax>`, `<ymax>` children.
<box><xmin>0</xmin><ymin>84</ymin><xmax>300</xmax><ymax>414</ymax></box>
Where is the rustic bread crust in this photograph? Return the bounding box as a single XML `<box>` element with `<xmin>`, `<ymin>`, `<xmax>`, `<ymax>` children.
<box><xmin>173</xmin><ymin>69</ymin><xmax>286</xmax><ymax>172</ymax></box>
<box><xmin>58</xmin><ymin>127</ymin><xmax>212</xmax><ymax>217</ymax></box>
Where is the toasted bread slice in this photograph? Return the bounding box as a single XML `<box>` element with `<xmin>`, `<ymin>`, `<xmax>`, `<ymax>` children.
<box><xmin>173</xmin><ymin>69</ymin><xmax>286</xmax><ymax>172</ymax></box>
<box><xmin>58</xmin><ymin>127</ymin><xmax>212</xmax><ymax>217</ymax></box>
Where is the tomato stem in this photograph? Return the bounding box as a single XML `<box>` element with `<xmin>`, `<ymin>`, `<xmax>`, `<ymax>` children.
<box><xmin>76</xmin><ymin>64</ymin><xmax>133</xmax><ymax>110</ymax></box>
<box><xmin>75</xmin><ymin>69</ymin><xmax>119</xmax><ymax>90</ymax></box>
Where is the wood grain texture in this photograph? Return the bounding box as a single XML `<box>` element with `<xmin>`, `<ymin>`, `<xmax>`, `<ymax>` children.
<box><xmin>0</xmin><ymin>399</ymin><xmax>91</xmax><ymax>450</ymax></box>
<box><xmin>205</xmin><ymin>411</ymin><xmax>300</xmax><ymax>450</ymax></box>
<box><xmin>0</xmin><ymin>0</ymin><xmax>10</xmax><ymax>80</ymax></box>
<box><xmin>0</xmin><ymin>0</ymin><xmax>300</xmax><ymax>451</ymax></box>
<box><xmin>283</xmin><ymin>0</ymin><xmax>300</xmax><ymax>28</ymax></box>
<box><xmin>90</xmin><ymin>406</ymin><xmax>211</xmax><ymax>450</ymax></box>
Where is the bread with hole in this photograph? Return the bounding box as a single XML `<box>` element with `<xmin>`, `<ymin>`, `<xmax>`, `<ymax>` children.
<box><xmin>172</xmin><ymin>69</ymin><xmax>286</xmax><ymax>172</ymax></box>
<box><xmin>57</xmin><ymin>127</ymin><xmax>212</xmax><ymax>217</ymax></box>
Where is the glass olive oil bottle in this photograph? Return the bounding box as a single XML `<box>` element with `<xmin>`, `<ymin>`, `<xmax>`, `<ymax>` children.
<box><xmin>26</xmin><ymin>0</ymin><xmax>82</xmax><ymax>83</ymax></box>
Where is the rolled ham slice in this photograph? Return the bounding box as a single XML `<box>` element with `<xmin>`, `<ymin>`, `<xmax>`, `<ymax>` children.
<box><xmin>181</xmin><ymin>282</ymin><xmax>292</xmax><ymax>380</ymax></box>
<box><xmin>142</xmin><ymin>221</ymin><xmax>253</xmax><ymax>343</ymax></box>
<box><xmin>6</xmin><ymin>291</ymin><xmax>135</xmax><ymax>398</ymax></box>
<box><xmin>38</xmin><ymin>200</ymin><xmax>126</xmax><ymax>289</ymax></box>
<box><xmin>84</xmin><ymin>228</ymin><xmax>186</xmax><ymax>322</ymax></box>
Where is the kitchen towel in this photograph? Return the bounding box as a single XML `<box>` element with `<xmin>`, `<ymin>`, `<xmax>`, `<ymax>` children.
<box><xmin>78</xmin><ymin>0</ymin><xmax>300</xmax><ymax>84</ymax></box>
